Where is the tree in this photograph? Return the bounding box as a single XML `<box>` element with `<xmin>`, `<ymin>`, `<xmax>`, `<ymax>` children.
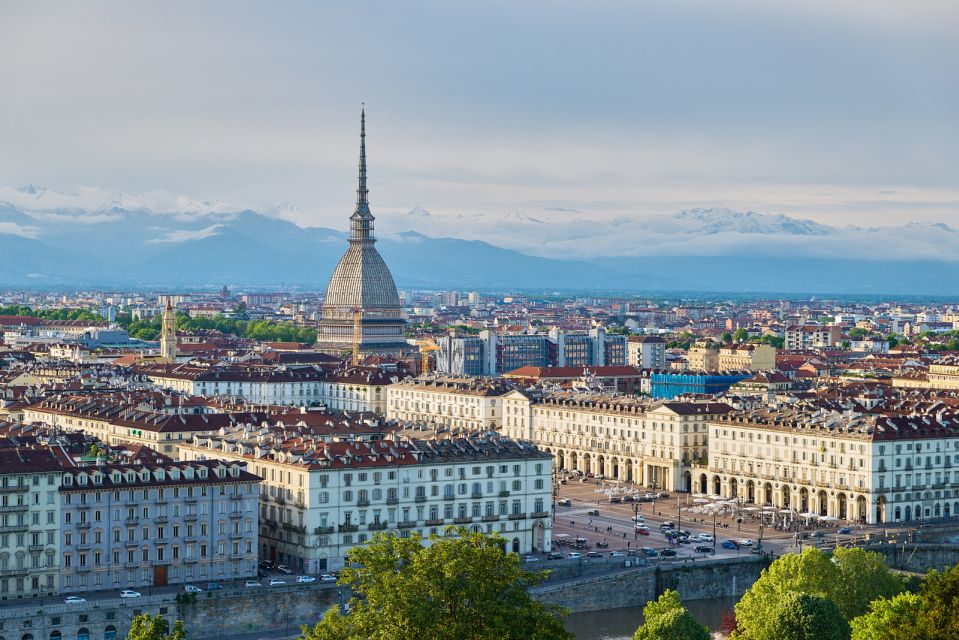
<box><xmin>125</xmin><ymin>614</ymin><xmax>186</xmax><ymax>640</ymax></box>
<box><xmin>720</xmin><ymin>331</ymin><xmax>733</xmax><ymax>344</ymax></box>
<box><xmin>633</xmin><ymin>590</ymin><xmax>709</xmax><ymax>640</ymax></box>
<box><xmin>733</xmin><ymin>548</ymin><xmax>903</xmax><ymax>640</ymax></box>
<box><xmin>766</xmin><ymin>592</ymin><xmax>850</xmax><ymax>640</ymax></box>
<box><xmin>300</xmin><ymin>529</ymin><xmax>572</xmax><ymax>640</ymax></box>
<box><xmin>886</xmin><ymin>334</ymin><xmax>899</xmax><ymax>349</ymax></box>
<box><xmin>733</xmin><ymin>328</ymin><xmax>749</xmax><ymax>343</ymax></box>
<box><xmin>850</xmin><ymin>592</ymin><xmax>925</xmax><ymax>640</ymax></box>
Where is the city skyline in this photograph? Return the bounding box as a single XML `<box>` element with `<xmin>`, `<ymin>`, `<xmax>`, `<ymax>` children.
<box><xmin>1</xmin><ymin>1</ymin><xmax>957</xmax><ymax>259</ymax></box>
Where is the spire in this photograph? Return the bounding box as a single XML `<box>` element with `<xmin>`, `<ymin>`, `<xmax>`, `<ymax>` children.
<box><xmin>350</xmin><ymin>105</ymin><xmax>374</xmax><ymax>242</ymax></box>
<box><xmin>357</xmin><ymin>106</ymin><xmax>368</xmax><ymax>210</ymax></box>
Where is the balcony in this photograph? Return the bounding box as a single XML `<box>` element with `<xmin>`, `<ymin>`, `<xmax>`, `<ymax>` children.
<box><xmin>124</xmin><ymin>517</ymin><xmax>140</xmax><ymax>526</ymax></box>
<box><xmin>358</xmin><ymin>498</ymin><xmax>371</xmax><ymax>507</ymax></box>
<box><xmin>0</xmin><ymin>484</ymin><xmax>29</xmax><ymax>493</ymax></box>
<box><xmin>0</xmin><ymin>524</ymin><xmax>28</xmax><ymax>534</ymax></box>
<box><xmin>338</xmin><ymin>524</ymin><xmax>359</xmax><ymax>533</ymax></box>
<box><xmin>499</xmin><ymin>491</ymin><xmax>510</xmax><ymax>498</ymax></box>
<box><xmin>314</xmin><ymin>526</ymin><xmax>335</xmax><ymax>535</ymax></box>
<box><xmin>0</xmin><ymin>503</ymin><xmax>27</xmax><ymax>513</ymax></box>
<box><xmin>531</xmin><ymin>511</ymin><xmax>549</xmax><ymax>519</ymax></box>
<box><xmin>229</xmin><ymin>493</ymin><xmax>243</xmax><ymax>501</ymax></box>
<box><xmin>154</xmin><ymin>515</ymin><xmax>169</xmax><ymax>524</ymax></box>
<box><xmin>28</xmin><ymin>544</ymin><xmax>45</xmax><ymax>552</ymax></box>
<box><xmin>185</xmin><ymin>514</ymin><xmax>198</xmax><ymax>522</ymax></box>
<box><xmin>0</xmin><ymin>567</ymin><xmax>28</xmax><ymax>577</ymax></box>
<box><xmin>471</xmin><ymin>492</ymin><xmax>484</xmax><ymax>499</ymax></box>
<box><xmin>425</xmin><ymin>518</ymin><xmax>444</xmax><ymax>527</ymax></box>
<box><xmin>397</xmin><ymin>521</ymin><xmax>417</xmax><ymax>529</ymax></box>
<box><xmin>76</xmin><ymin>521</ymin><xmax>92</xmax><ymax>530</ymax></box>
<box><xmin>125</xmin><ymin>539</ymin><xmax>139</xmax><ymax>547</ymax></box>
<box><xmin>368</xmin><ymin>522</ymin><xmax>388</xmax><ymax>531</ymax></box>
<box><xmin>183</xmin><ymin>556</ymin><xmax>198</xmax><ymax>564</ymax></box>
<box><xmin>229</xmin><ymin>512</ymin><xmax>243</xmax><ymax>520</ymax></box>
<box><xmin>185</xmin><ymin>496</ymin><xmax>198</xmax><ymax>504</ymax></box>
<box><xmin>481</xmin><ymin>515</ymin><xmax>499</xmax><ymax>522</ymax></box>
<box><xmin>386</xmin><ymin>497</ymin><xmax>399</xmax><ymax>505</ymax></box>
<box><xmin>230</xmin><ymin>532</ymin><xmax>245</xmax><ymax>540</ymax></box>
<box><xmin>414</xmin><ymin>495</ymin><xmax>426</xmax><ymax>503</ymax></box>
<box><xmin>452</xmin><ymin>517</ymin><xmax>472</xmax><ymax>525</ymax></box>
<box><xmin>508</xmin><ymin>513</ymin><xmax>527</xmax><ymax>521</ymax></box>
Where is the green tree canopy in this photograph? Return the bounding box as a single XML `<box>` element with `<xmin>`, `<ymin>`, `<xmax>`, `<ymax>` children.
<box><xmin>300</xmin><ymin>529</ymin><xmax>571</xmax><ymax>640</ymax></box>
<box><xmin>850</xmin><ymin>591</ymin><xmax>925</xmax><ymax>640</ymax></box>
<box><xmin>733</xmin><ymin>548</ymin><xmax>903</xmax><ymax>640</ymax></box>
<box><xmin>733</xmin><ymin>328</ymin><xmax>749</xmax><ymax>342</ymax></box>
<box><xmin>125</xmin><ymin>614</ymin><xmax>186</xmax><ymax>640</ymax></box>
<box><xmin>765</xmin><ymin>592</ymin><xmax>850</xmax><ymax>640</ymax></box>
<box><xmin>633</xmin><ymin>590</ymin><xmax>709</xmax><ymax>640</ymax></box>
<box><xmin>850</xmin><ymin>563</ymin><xmax>959</xmax><ymax>640</ymax></box>
<box><xmin>720</xmin><ymin>331</ymin><xmax>733</xmax><ymax>344</ymax></box>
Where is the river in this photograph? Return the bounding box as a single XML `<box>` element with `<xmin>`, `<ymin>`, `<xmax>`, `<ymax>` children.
<box><xmin>564</xmin><ymin>596</ymin><xmax>738</xmax><ymax>639</ymax></box>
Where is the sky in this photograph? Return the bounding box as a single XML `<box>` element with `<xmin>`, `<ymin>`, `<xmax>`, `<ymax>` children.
<box><xmin>1</xmin><ymin>0</ymin><xmax>958</xmax><ymax>255</ymax></box>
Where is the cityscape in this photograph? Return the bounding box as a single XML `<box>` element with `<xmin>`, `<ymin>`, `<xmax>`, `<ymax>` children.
<box><xmin>2</xmin><ymin>3</ymin><xmax>958</xmax><ymax>640</ymax></box>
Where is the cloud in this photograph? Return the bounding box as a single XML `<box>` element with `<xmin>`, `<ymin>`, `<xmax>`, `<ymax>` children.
<box><xmin>0</xmin><ymin>222</ymin><xmax>41</xmax><ymax>239</ymax></box>
<box><xmin>147</xmin><ymin>224</ymin><xmax>223</xmax><ymax>244</ymax></box>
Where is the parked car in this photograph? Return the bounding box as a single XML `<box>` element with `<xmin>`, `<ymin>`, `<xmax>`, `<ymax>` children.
<box><xmin>587</xmin><ymin>509</ymin><xmax>600</xmax><ymax>516</ymax></box>
<box><xmin>523</xmin><ymin>555</ymin><xmax>541</xmax><ymax>563</ymax></box>
<box><xmin>64</xmin><ymin>596</ymin><xmax>86</xmax><ymax>604</ymax></box>
<box><xmin>694</xmin><ymin>545</ymin><xmax>714</xmax><ymax>554</ymax></box>
<box><xmin>120</xmin><ymin>590</ymin><xmax>141</xmax><ymax>598</ymax></box>
<box><xmin>183</xmin><ymin>585</ymin><xmax>203</xmax><ymax>593</ymax></box>
<box><xmin>738</xmin><ymin>539</ymin><xmax>754</xmax><ymax>547</ymax></box>
<box><xmin>296</xmin><ymin>576</ymin><xmax>317</xmax><ymax>583</ymax></box>
<box><xmin>557</xmin><ymin>498</ymin><xmax>571</xmax><ymax>507</ymax></box>
<box><xmin>610</xmin><ymin>551</ymin><xmax>625</xmax><ymax>557</ymax></box>
<box><xmin>812</xmin><ymin>530</ymin><xmax>824</xmax><ymax>538</ymax></box>
<box><xmin>660</xmin><ymin>522</ymin><xmax>675</xmax><ymax>530</ymax></box>
<box><xmin>698</xmin><ymin>534</ymin><xmax>714</xmax><ymax>542</ymax></box>
<box><xmin>837</xmin><ymin>527</ymin><xmax>851</xmax><ymax>535</ymax></box>
<box><xmin>596</xmin><ymin>540</ymin><xmax>609</xmax><ymax>548</ymax></box>
<box><xmin>206</xmin><ymin>583</ymin><xmax>221</xmax><ymax>591</ymax></box>
<box><xmin>244</xmin><ymin>580</ymin><xmax>262</xmax><ymax>588</ymax></box>
<box><xmin>721</xmin><ymin>540</ymin><xmax>740</xmax><ymax>550</ymax></box>
<box><xmin>642</xmin><ymin>547</ymin><xmax>658</xmax><ymax>557</ymax></box>
<box><xmin>567</xmin><ymin>552</ymin><xmax>582</xmax><ymax>559</ymax></box>
<box><xmin>632</xmin><ymin>515</ymin><xmax>645</xmax><ymax>523</ymax></box>
<box><xmin>547</xmin><ymin>552</ymin><xmax>565</xmax><ymax>560</ymax></box>
<box><xmin>268</xmin><ymin>578</ymin><xmax>286</xmax><ymax>586</ymax></box>
<box><xmin>635</xmin><ymin>527</ymin><xmax>650</xmax><ymax>536</ymax></box>
<box><xmin>320</xmin><ymin>574</ymin><xmax>337</xmax><ymax>582</ymax></box>
<box><xmin>660</xmin><ymin>549</ymin><xmax>677</xmax><ymax>557</ymax></box>
<box><xmin>586</xmin><ymin>551</ymin><xmax>603</xmax><ymax>558</ymax></box>
<box><xmin>276</xmin><ymin>564</ymin><xmax>293</xmax><ymax>575</ymax></box>
<box><xmin>751</xmin><ymin>546</ymin><xmax>763</xmax><ymax>555</ymax></box>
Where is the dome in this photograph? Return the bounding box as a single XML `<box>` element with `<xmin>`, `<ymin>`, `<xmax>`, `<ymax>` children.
<box><xmin>323</xmin><ymin>242</ymin><xmax>401</xmax><ymax>311</ymax></box>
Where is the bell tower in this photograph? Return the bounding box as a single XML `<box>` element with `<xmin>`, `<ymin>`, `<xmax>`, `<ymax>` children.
<box><xmin>160</xmin><ymin>300</ymin><xmax>177</xmax><ymax>363</ymax></box>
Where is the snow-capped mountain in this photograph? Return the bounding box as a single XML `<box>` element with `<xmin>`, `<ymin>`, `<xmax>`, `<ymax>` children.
<box><xmin>1</xmin><ymin>186</ymin><xmax>958</xmax><ymax>294</ymax></box>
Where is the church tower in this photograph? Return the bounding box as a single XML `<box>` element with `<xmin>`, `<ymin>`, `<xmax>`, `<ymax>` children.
<box><xmin>315</xmin><ymin>109</ymin><xmax>407</xmax><ymax>355</ymax></box>
<box><xmin>159</xmin><ymin>300</ymin><xmax>177</xmax><ymax>363</ymax></box>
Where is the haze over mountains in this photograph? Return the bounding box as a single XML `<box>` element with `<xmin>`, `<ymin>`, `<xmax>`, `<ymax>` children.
<box><xmin>0</xmin><ymin>186</ymin><xmax>957</xmax><ymax>295</ymax></box>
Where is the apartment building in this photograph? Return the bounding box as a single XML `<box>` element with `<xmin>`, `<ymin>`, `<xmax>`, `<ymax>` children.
<box><xmin>435</xmin><ymin>328</ymin><xmax>627</xmax><ymax>376</ymax></box>
<box><xmin>785</xmin><ymin>325</ymin><xmax>841</xmax><ymax>351</ymax></box>
<box><xmin>58</xmin><ymin>460</ymin><xmax>260</xmax><ymax>594</ymax></box>
<box><xmin>627</xmin><ymin>335</ymin><xmax>666</xmax><ymax>369</ymax></box>
<box><xmin>23</xmin><ymin>396</ymin><xmax>274</xmax><ymax>458</ymax></box>
<box><xmin>178</xmin><ymin>432</ymin><xmax>553</xmax><ymax>572</ymax></box>
<box><xmin>139</xmin><ymin>363</ymin><xmax>396</xmax><ymax>412</ymax></box>
<box><xmin>0</xmin><ymin>449</ymin><xmax>63</xmax><ymax>600</ymax></box>
<box><xmin>501</xmin><ymin>390</ymin><xmax>731</xmax><ymax>492</ymax></box>
<box><xmin>688</xmin><ymin>342</ymin><xmax>775</xmax><ymax>372</ymax></box>
<box><xmin>385</xmin><ymin>377</ymin><xmax>514</xmax><ymax>431</ymax></box>
<box><xmin>704</xmin><ymin>408</ymin><xmax>959</xmax><ymax>524</ymax></box>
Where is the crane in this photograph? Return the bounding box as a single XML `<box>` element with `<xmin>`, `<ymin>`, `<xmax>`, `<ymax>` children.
<box><xmin>352</xmin><ymin>308</ymin><xmax>363</xmax><ymax>366</ymax></box>
<box><xmin>417</xmin><ymin>339</ymin><xmax>441</xmax><ymax>375</ymax></box>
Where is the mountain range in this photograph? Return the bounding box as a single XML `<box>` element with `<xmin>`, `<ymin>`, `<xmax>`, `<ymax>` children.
<box><xmin>0</xmin><ymin>186</ymin><xmax>957</xmax><ymax>295</ymax></box>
